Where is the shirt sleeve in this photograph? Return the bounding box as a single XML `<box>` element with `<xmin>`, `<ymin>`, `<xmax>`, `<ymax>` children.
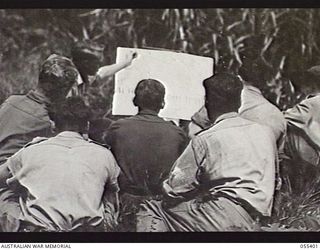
<box><xmin>6</xmin><ymin>149</ymin><xmax>23</xmax><ymax>177</ymax></box>
<box><xmin>102</xmin><ymin>151</ymin><xmax>120</xmax><ymax>230</ymax></box>
<box><xmin>191</xmin><ymin>106</ymin><xmax>212</xmax><ymax>129</ymax></box>
<box><xmin>163</xmin><ymin>136</ymin><xmax>206</xmax><ymax>199</ymax></box>
<box><xmin>105</xmin><ymin>152</ymin><xmax>120</xmax><ymax>193</ymax></box>
<box><xmin>284</xmin><ymin>99</ymin><xmax>312</xmax><ymax>129</ymax></box>
<box><xmin>5</xmin><ymin>148</ymin><xmax>24</xmax><ymax>188</ymax></box>
<box><xmin>104</xmin><ymin>121</ymin><xmax>118</xmax><ymax>147</ymax></box>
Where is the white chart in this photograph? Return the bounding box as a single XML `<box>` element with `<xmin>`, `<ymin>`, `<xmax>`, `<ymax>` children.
<box><xmin>112</xmin><ymin>47</ymin><xmax>214</xmax><ymax>120</ymax></box>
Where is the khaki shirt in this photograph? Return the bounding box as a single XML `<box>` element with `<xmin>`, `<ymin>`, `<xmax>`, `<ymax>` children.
<box><xmin>5</xmin><ymin>131</ymin><xmax>120</xmax><ymax>231</ymax></box>
<box><xmin>285</xmin><ymin>95</ymin><xmax>320</xmax><ymax>149</ymax></box>
<box><xmin>239</xmin><ymin>85</ymin><xmax>287</xmax><ymax>142</ymax></box>
<box><xmin>106</xmin><ymin>110</ymin><xmax>187</xmax><ymax>196</ymax></box>
<box><xmin>163</xmin><ymin>113</ymin><xmax>277</xmax><ymax>216</ymax></box>
<box><xmin>0</xmin><ymin>90</ymin><xmax>53</xmax><ymax>165</ymax></box>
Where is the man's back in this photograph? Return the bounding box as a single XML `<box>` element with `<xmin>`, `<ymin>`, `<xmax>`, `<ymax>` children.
<box><xmin>0</xmin><ymin>91</ymin><xmax>52</xmax><ymax>164</ymax></box>
<box><xmin>6</xmin><ymin>131</ymin><xmax>119</xmax><ymax>231</ymax></box>
<box><xmin>106</xmin><ymin>110</ymin><xmax>187</xmax><ymax>195</ymax></box>
<box><xmin>191</xmin><ymin>113</ymin><xmax>276</xmax><ymax>216</ymax></box>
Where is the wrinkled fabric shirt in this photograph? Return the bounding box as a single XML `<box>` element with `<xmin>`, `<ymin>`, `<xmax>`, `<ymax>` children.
<box><xmin>5</xmin><ymin>131</ymin><xmax>120</xmax><ymax>231</ymax></box>
<box><xmin>285</xmin><ymin>126</ymin><xmax>320</xmax><ymax>166</ymax></box>
<box><xmin>239</xmin><ymin>84</ymin><xmax>286</xmax><ymax>142</ymax></box>
<box><xmin>105</xmin><ymin>110</ymin><xmax>187</xmax><ymax>196</ymax></box>
<box><xmin>0</xmin><ymin>90</ymin><xmax>53</xmax><ymax>165</ymax></box>
<box><xmin>285</xmin><ymin>95</ymin><xmax>320</xmax><ymax>149</ymax></box>
<box><xmin>163</xmin><ymin>113</ymin><xmax>277</xmax><ymax>216</ymax></box>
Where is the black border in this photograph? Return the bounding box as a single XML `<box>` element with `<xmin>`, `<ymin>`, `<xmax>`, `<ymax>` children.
<box><xmin>0</xmin><ymin>232</ymin><xmax>319</xmax><ymax>243</ymax></box>
<box><xmin>1</xmin><ymin>0</ymin><xmax>320</xmax><ymax>9</ymax></box>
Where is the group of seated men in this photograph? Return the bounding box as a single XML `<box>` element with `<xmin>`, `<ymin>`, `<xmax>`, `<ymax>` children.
<box><xmin>0</xmin><ymin>43</ymin><xmax>320</xmax><ymax>232</ymax></box>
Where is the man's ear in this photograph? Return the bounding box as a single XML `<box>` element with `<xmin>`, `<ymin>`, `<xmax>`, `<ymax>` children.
<box><xmin>133</xmin><ymin>96</ymin><xmax>138</xmax><ymax>107</ymax></box>
<box><xmin>205</xmin><ymin>98</ymin><xmax>215</xmax><ymax>120</ymax></box>
<box><xmin>161</xmin><ymin>100</ymin><xmax>165</xmax><ymax>109</ymax></box>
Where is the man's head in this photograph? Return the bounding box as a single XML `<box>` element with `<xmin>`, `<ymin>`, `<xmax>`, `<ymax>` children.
<box><xmin>133</xmin><ymin>79</ymin><xmax>166</xmax><ymax>113</ymax></box>
<box><xmin>203</xmin><ymin>73</ymin><xmax>243</xmax><ymax>121</ymax></box>
<box><xmin>71</xmin><ymin>40</ymin><xmax>104</xmax><ymax>78</ymax></box>
<box><xmin>238</xmin><ymin>57</ymin><xmax>272</xmax><ymax>89</ymax></box>
<box><xmin>49</xmin><ymin>96</ymin><xmax>91</xmax><ymax>134</ymax></box>
<box><xmin>38</xmin><ymin>54</ymin><xmax>79</xmax><ymax>102</ymax></box>
<box><xmin>238</xmin><ymin>35</ymin><xmax>272</xmax><ymax>88</ymax></box>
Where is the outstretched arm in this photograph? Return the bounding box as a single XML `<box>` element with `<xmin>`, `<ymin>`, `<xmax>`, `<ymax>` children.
<box><xmin>97</xmin><ymin>52</ymin><xmax>137</xmax><ymax>82</ymax></box>
<box><xmin>102</xmin><ymin>156</ymin><xmax>121</xmax><ymax>231</ymax></box>
<box><xmin>188</xmin><ymin>106</ymin><xmax>212</xmax><ymax>139</ymax></box>
<box><xmin>163</xmin><ymin>137</ymin><xmax>205</xmax><ymax>201</ymax></box>
<box><xmin>102</xmin><ymin>188</ymin><xmax>120</xmax><ymax>231</ymax></box>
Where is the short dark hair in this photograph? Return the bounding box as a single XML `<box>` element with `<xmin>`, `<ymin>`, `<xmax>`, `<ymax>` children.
<box><xmin>38</xmin><ymin>54</ymin><xmax>78</xmax><ymax>99</ymax></box>
<box><xmin>49</xmin><ymin>96</ymin><xmax>91</xmax><ymax>133</ymax></box>
<box><xmin>238</xmin><ymin>57</ymin><xmax>272</xmax><ymax>87</ymax></box>
<box><xmin>203</xmin><ymin>73</ymin><xmax>242</xmax><ymax>117</ymax></box>
<box><xmin>133</xmin><ymin>79</ymin><xmax>166</xmax><ymax>112</ymax></box>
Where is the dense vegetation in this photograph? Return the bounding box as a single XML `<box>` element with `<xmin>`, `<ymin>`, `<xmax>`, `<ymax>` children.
<box><xmin>2</xmin><ymin>9</ymin><xmax>320</xmax><ymax>231</ymax></box>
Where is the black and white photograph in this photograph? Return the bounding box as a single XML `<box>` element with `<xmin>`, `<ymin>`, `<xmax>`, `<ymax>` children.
<box><xmin>1</xmin><ymin>7</ymin><xmax>320</xmax><ymax>242</ymax></box>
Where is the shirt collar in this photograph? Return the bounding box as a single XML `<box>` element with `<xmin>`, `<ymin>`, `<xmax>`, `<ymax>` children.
<box><xmin>56</xmin><ymin>131</ymin><xmax>84</xmax><ymax>140</ymax></box>
<box><xmin>243</xmin><ymin>84</ymin><xmax>262</xmax><ymax>95</ymax></box>
<box><xmin>26</xmin><ymin>90</ymin><xmax>51</xmax><ymax>106</ymax></box>
<box><xmin>214</xmin><ymin>112</ymin><xmax>239</xmax><ymax>125</ymax></box>
<box><xmin>138</xmin><ymin>109</ymin><xmax>159</xmax><ymax>116</ymax></box>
